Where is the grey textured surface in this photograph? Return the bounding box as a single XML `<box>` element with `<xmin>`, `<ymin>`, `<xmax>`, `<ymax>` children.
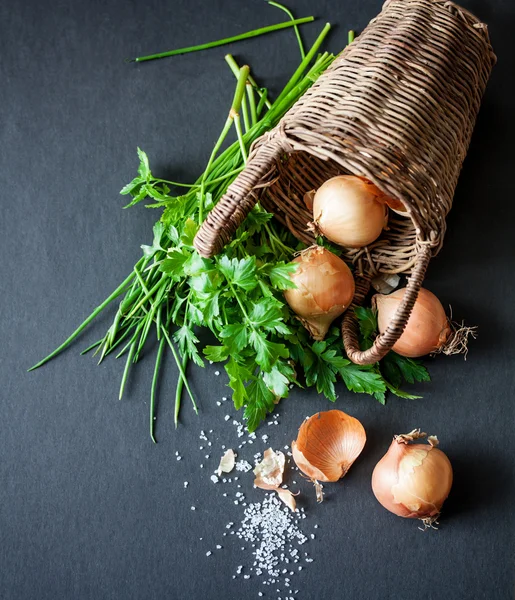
<box><xmin>1</xmin><ymin>0</ymin><xmax>514</xmax><ymax>599</ymax></box>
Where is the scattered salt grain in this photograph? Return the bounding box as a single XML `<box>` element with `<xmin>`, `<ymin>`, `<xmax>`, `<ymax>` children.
<box><xmin>214</xmin><ymin>371</ymin><xmax>220</xmax><ymax>376</ymax></box>
<box><xmin>206</xmin><ymin>551</ymin><xmax>212</xmax><ymax>557</ymax></box>
<box><xmin>216</xmin><ymin>545</ymin><xmax>222</xmax><ymax>550</ymax></box>
<box><xmin>191</xmin><ymin>506</ymin><xmax>196</xmax><ymax>511</ymax></box>
<box><xmin>235</xmin><ymin>460</ymin><xmax>252</xmax><ymax>472</ymax></box>
<box><xmin>210</xmin><ymin>475</ymin><xmax>219</xmax><ymax>484</ymax></box>
<box><xmin>224</xmin><ymin>415</ymin><xmax>231</xmax><ymax>421</ymax></box>
<box><xmin>183</xmin><ymin>482</ymin><xmax>188</xmax><ymax>488</ymax></box>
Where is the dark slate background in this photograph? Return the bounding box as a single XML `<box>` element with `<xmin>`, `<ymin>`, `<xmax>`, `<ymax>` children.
<box><xmin>1</xmin><ymin>0</ymin><xmax>514</xmax><ymax>598</ymax></box>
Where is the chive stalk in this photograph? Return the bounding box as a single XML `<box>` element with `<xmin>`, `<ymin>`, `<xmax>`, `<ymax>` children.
<box><xmin>129</xmin><ymin>17</ymin><xmax>314</xmax><ymax>63</ymax></box>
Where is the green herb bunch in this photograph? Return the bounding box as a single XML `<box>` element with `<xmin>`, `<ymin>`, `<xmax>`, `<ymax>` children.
<box><xmin>31</xmin><ymin>17</ymin><xmax>429</xmax><ymax>437</ymax></box>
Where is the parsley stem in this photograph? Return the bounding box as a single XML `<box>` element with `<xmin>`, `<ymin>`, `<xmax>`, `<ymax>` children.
<box><xmin>348</xmin><ymin>30</ymin><xmax>355</xmax><ymax>44</ymax></box>
<box><xmin>227</xmin><ymin>280</ymin><xmax>252</xmax><ymax>325</ymax></box>
<box><xmin>267</xmin><ymin>1</ymin><xmax>306</xmax><ymax>59</ymax></box>
<box><xmin>153</xmin><ymin>178</ymin><xmax>197</xmax><ymax>189</ymax></box>
<box><xmin>129</xmin><ymin>17</ymin><xmax>314</xmax><ymax>63</ymax></box>
<box><xmin>160</xmin><ymin>327</ymin><xmax>198</xmax><ymax>415</ymax></box>
<box><xmin>150</xmin><ymin>336</ymin><xmax>166</xmax><ymax>443</ymax></box>
<box><xmin>28</xmin><ymin>260</ymin><xmax>145</xmax><ymax>371</ymax></box>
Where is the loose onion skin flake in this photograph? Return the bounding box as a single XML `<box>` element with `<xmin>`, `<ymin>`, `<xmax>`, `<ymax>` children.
<box><xmin>371</xmin><ymin>429</ymin><xmax>453</xmax><ymax>528</ymax></box>
<box><xmin>284</xmin><ymin>246</ymin><xmax>355</xmax><ymax>341</ymax></box>
<box><xmin>253</xmin><ymin>448</ymin><xmax>286</xmax><ymax>490</ymax></box>
<box><xmin>254</xmin><ymin>448</ymin><xmax>298</xmax><ymax>511</ymax></box>
<box><xmin>313</xmin><ymin>175</ymin><xmax>391</xmax><ymax>248</ymax></box>
<box><xmin>217</xmin><ymin>449</ymin><xmax>236</xmax><ymax>476</ymax></box>
<box><xmin>292</xmin><ymin>410</ymin><xmax>366</xmax><ymax>501</ymax></box>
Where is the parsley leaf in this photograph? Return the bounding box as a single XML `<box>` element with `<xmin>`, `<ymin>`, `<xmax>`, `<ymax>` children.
<box><xmin>203</xmin><ymin>345</ymin><xmax>230</xmax><ymax>362</ymax></box>
<box><xmin>262</xmin><ymin>361</ymin><xmax>295</xmax><ymax>397</ymax></box>
<box><xmin>225</xmin><ymin>358</ymin><xmax>253</xmax><ymax>410</ymax></box>
<box><xmin>173</xmin><ymin>326</ymin><xmax>203</xmax><ymax>367</ymax></box>
<box><xmin>338</xmin><ymin>363</ymin><xmax>386</xmax><ymax>396</ymax></box>
<box><xmin>248</xmin><ymin>299</ymin><xmax>291</xmax><ymax>335</ymax></box>
<box><xmin>120</xmin><ymin>177</ymin><xmax>144</xmax><ymax>196</ymax></box>
<box><xmin>250</xmin><ymin>330</ymin><xmax>288</xmax><ymax>371</ymax></box>
<box><xmin>220</xmin><ymin>323</ymin><xmax>249</xmax><ymax>354</ymax></box>
<box><xmin>263</xmin><ymin>262</ymin><xmax>298</xmax><ymax>290</ymax></box>
<box><xmin>137</xmin><ymin>147</ymin><xmax>151</xmax><ymax>180</ymax></box>
<box><xmin>141</xmin><ymin>222</ymin><xmax>165</xmax><ymax>258</ymax></box>
<box><xmin>244</xmin><ymin>378</ymin><xmax>276</xmax><ymax>432</ymax></box>
<box><xmin>355</xmin><ymin>307</ymin><xmax>377</xmax><ymax>341</ymax></box>
<box><xmin>217</xmin><ymin>256</ymin><xmax>258</xmax><ymax>291</ymax></box>
<box><xmin>160</xmin><ymin>250</ymin><xmax>189</xmax><ymax>277</ymax></box>
<box><xmin>382</xmin><ymin>352</ymin><xmax>430</xmax><ymax>385</ymax></box>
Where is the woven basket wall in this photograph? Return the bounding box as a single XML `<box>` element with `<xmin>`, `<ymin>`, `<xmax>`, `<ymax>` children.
<box><xmin>194</xmin><ymin>0</ymin><xmax>496</xmax><ymax>365</ymax></box>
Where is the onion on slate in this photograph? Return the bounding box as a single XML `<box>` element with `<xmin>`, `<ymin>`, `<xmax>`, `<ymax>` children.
<box><xmin>374</xmin><ymin>287</ymin><xmax>476</xmax><ymax>358</ymax></box>
<box><xmin>284</xmin><ymin>246</ymin><xmax>355</xmax><ymax>341</ymax></box>
<box><xmin>371</xmin><ymin>429</ymin><xmax>453</xmax><ymax>528</ymax></box>
<box><xmin>312</xmin><ymin>175</ymin><xmax>392</xmax><ymax>248</ymax></box>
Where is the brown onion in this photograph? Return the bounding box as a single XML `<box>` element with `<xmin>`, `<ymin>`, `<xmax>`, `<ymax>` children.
<box><xmin>284</xmin><ymin>246</ymin><xmax>355</xmax><ymax>341</ymax></box>
<box><xmin>292</xmin><ymin>410</ymin><xmax>366</xmax><ymax>501</ymax></box>
<box><xmin>371</xmin><ymin>429</ymin><xmax>453</xmax><ymax>528</ymax></box>
<box><xmin>374</xmin><ymin>287</ymin><xmax>451</xmax><ymax>358</ymax></box>
<box><xmin>313</xmin><ymin>175</ymin><xmax>390</xmax><ymax>248</ymax></box>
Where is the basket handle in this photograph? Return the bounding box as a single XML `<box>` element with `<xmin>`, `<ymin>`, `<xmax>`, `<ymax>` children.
<box><xmin>194</xmin><ymin>140</ymin><xmax>284</xmax><ymax>258</ymax></box>
<box><xmin>342</xmin><ymin>244</ymin><xmax>432</xmax><ymax>365</ymax></box>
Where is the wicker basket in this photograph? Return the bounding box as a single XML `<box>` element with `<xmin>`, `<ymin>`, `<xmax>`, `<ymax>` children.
<box><xmin>194</xmin><ymin>0</ymin><xmax>496</xmax><ymax>365</ymax></box>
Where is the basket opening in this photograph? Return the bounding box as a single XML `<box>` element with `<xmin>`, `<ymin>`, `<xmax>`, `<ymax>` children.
<box><xmin>258</xmin><ymin>150</ymin><xmax>418</xmax><ymax>277</ymax></box>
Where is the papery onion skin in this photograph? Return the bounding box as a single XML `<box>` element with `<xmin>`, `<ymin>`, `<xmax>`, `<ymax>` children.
<box><xmin>313</xmin><ymin>175</ymin><xmax>389</xmax><ymax>248</ymax></box>
<box><xmin>284</xmin><ymin>246</ymin><xmax>355</xmax><ymax>341</ymax></box>
<box><xmin>374</xmin><ymin>287</ymin><xmax>451</xmax><ymax>358</ymax></box>
<box><xmin>292</xmin><ymin>410</ymin><xmax>366</xmax><ymax>483</ymax></box>
<box><xmin>371</xmin><ymin>433</ymin><xmax>453</xmax><ymax>523</ymax></box>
